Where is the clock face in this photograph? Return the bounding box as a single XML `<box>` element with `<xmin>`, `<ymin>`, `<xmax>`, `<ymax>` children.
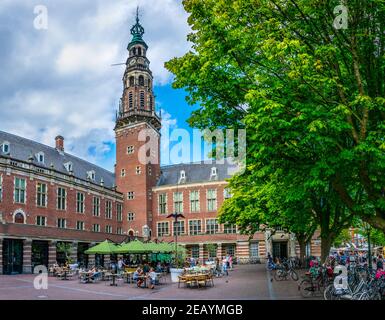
<box><xmin>130</xmin><ymin>59</ymin><xmax>136</xmax><ymax>65</ymax></box>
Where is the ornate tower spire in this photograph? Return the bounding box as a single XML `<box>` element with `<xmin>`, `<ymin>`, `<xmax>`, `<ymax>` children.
<box><xmin>128</xmin><ymin>7</ymin><xmax>147</xmax><ymax>50</ymax></box>
<box><xmin>116</xmin><ymin>8</ymin><xmax>161</xmax><ymax>131</ymax></box>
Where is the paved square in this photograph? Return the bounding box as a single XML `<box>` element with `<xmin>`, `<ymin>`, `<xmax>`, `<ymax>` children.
<box><xmin>0</xmin><ymin>265</ymin><xmax>316</xmax><ymax>300</ymax></box>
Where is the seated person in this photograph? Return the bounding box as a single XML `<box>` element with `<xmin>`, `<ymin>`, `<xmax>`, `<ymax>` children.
<box><xmin>147</xmin><ymin>268</ymin><xmax>157</xmax><ymax>289</ymax></box>
<box><xmin>89</xmin><ymin>267</ymin><xmax>101</xmax><ymax>281</ymax></box>
<box><xmin>155</xmin><ymin>262</ymin><xmax>162</xmax><ymax>273</ymax></box>
<box><xmin>133</xmin><ymin>267</ymin><xmax>143</xmax><ymax>287</ymax></box>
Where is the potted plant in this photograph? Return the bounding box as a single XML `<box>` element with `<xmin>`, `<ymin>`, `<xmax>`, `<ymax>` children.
<box><xmin>169</xmin><ymin>250</ymin><xmax>187</xmax><ymax>283</ymax></box>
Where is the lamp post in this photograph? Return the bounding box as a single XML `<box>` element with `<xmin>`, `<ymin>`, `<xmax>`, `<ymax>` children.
<box><xmin>167</xmin><ymin>212</ymin><xmax>185</xmax><ymax>266</ymax></box>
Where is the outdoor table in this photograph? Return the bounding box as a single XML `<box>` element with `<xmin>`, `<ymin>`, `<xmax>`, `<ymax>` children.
<box><xmin>110</xmin><ymin>274</ymin><xmax>118</xmax><ymax>286</ymax></box>
<box><xmin>124</xmin><ymin>272</ymin><xmax>134</xmax><ymax>283</ymax></box>
<box><xmin>61</xmin><ymin>269</ymin><xmax>69</xmax><ymax>280</ymax></box>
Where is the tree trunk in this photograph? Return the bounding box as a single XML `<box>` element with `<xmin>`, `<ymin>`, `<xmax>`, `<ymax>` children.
<box><xmin>298</xmin><ymin>238</ymin><xmax>307</xmax><ymax>268</ymax></box>
<box><xmin>321</xmin><ymin>236</ymin><xmax>332</xmax><ymax>263</ymax></box>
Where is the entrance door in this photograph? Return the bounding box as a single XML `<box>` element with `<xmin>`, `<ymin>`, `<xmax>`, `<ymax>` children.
<box><xmin>3</xmin><ymin>239</ymin><xmax>23</xmax><ymax>274</ymax></box>
<box><xmin>77</xmin><ymin>243</ymin><xmax>89</xmax><ymax>268</ymax></box>
<box><xmin>31</xmin><ymin>240</ymin><xmax>49</xmax><ymax>272</ymax></box>
<box><xmin>272</xmin><ymin>242</ymin><xmax>288</xmax><ymax>260</ymax></box>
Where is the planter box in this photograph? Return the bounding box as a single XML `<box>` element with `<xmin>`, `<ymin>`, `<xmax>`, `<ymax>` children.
<box><xmin>170</xmin><ymin>268</ymin><xmax>184</xmax><ymax>283</ymax></box>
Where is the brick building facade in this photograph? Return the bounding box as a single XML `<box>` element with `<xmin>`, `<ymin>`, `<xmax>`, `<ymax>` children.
<box><xmin>0</xmin><ymin>15</ymin><xmax>320</xmax><ymax>274</ymax></box>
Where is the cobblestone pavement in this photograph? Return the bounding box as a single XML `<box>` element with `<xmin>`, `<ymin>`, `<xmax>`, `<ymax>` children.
<box><xmin>0</xmin><ymin>264</ymin><xmax>320</xmax><ymax>300</ymax></box>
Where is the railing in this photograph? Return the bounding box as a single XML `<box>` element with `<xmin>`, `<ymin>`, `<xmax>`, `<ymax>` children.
<box><xmin>117</xmin><ymin>109</ymin><xmax>161</xmax><ymax>121</ymax></box>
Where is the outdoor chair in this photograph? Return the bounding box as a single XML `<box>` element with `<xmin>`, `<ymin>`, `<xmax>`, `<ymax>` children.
<box><xmin>178</xmin><ymin>275</ymin><xmax>188</xmax><ymax>288</ymax></box>
<box><xmin>205</xmin><ymin>274</ymin><xmax>214</xmax><ymax>287</ymax></box>
<box><xmin>196</xmin><ymin>275</ymin><xmax>207</xmax><ymax>288</ymax></box>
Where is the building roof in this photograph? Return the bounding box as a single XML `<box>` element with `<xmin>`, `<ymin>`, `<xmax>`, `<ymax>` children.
<box><xmin>156</xmin><ymin>160</ymin><xmax>240</xmax><ymax>187</ymax></box>
<box><xmin>0</xmin><ymin>130</ymin><xmax>116</xmax><ymax>189</ymax></box>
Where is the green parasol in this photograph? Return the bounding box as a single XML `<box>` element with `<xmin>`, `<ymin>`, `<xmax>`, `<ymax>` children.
<box><xmin>114</xmin><ymin>239</ymin><xmax>151</xmax><ymax>254</ymax></box>
<box><xmin>84</xmin><ymin>240</ymin><xmax>119</xmax><ymax>255</ymax></box>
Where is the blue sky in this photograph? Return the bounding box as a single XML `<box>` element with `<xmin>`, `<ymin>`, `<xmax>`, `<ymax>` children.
<box><xmin>0</xmin><ymin>0</ymin><xmax>204</xmax><ymax>172</ymax></box>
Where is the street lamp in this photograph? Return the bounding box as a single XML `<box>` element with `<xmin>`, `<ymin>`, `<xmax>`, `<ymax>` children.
<box><xmin>167</xmin><ymin>212</ymin><xmax>185</xmax><ymax>266</ymax></box>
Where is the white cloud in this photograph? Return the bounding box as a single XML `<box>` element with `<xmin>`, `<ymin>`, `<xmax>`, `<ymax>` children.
<box><xmin>0</xmin><ymin>0</ymin><xmax>191</xmax><ymax>171</ymax></box>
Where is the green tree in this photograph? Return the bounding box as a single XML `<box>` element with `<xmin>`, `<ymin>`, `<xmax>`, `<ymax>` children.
<box><xmin>332</xmin><ymin>229</ymin><xmax>352</xmax><ymax>248</ymax></box>
<box><xmin>166</xmin><ymin>0</ymin><xmax>385</xmax><ymax>254</ymax></box>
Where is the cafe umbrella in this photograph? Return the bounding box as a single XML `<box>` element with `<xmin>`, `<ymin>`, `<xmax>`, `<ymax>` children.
<box><xmin>84</xmin><ymin>239</ymin><xmax>120</xmax><ymax>255</ymax></box>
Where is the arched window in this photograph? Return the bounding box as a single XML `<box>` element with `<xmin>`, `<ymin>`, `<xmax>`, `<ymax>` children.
<box><xmin>129</xmin><ymin>92</ymin><xmax>133</xmax><ymax>109</ymax></box>
<box><xmin>14</xmin><ymin>212</ymin><xmax>25</xmax><ymax>224</ymax></box>
<box><xmin>128</xmin><ymin>230</ymin><xmax>134</xmax><ymax>237</ymax></box>
<box><xmin>133</xmin><ymin>47</ymin><xmax>137</xmax><ymax>55</ymax></box>
<box><xmin>140</xmin><ymin>91</ymin><xmax>145</xmax><ymax>109</ymax></box>
<box><xmin>139</xmin><ymin>75</ymin><xmax>144</xmax><ymax>86</ymax></box>
<box><xmin>138</xmin><ymin>47</ymin><xmax>142</xmax><ymax>56</ymax></box>
<box><xmin>149</xmin><ymin>96</ymin><xmax>153</xmax><ymax>110</ymax></box>
<box><xmin>129</xmin><ymin>76</ymin><xmax>134</xmax><ymax>87</ymax></box>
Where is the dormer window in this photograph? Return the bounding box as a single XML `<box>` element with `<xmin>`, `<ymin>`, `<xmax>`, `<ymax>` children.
<box><xmin>36</xmin><ymin>152</ymin><xmax>45</xmax><ymax>164</ymax></box>
<box><xmin>87</xmin><ymin>170</ymin><xmax>96</xmax><ymax>181</ymax></box>
<box><xmin>179</xmin><ymin>170</ymin><xmax>186</xmax><ymax>184</ymax></box>
<box><xmin>2</xmin><ymin>141</ymin><xmax>10</xmax><ymax>154</ymax></box>
<box><xmin>64</xmin><ymin>161</ymin><xmax>73</xmax><ymax>173</ymax></box>
<box><xmin>210</xmin><ymin>167</ymin><xmax>218</xmax><ymax>180</ymax></box>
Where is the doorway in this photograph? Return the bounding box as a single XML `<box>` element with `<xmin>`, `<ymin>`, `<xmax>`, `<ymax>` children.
<box><xmin>3</xmin><ymin>239</ymin><xmax>23</xmax><ymax>274</ymax></box>
<box><xmin>272</xmin><ymin>241</ymin><xmax>288</xmax><ymax>260</ymax></box>
<box><xmin>77</xmin><ymin>243</ymin><xmax>89</xmax><ymax>268</ymax></box>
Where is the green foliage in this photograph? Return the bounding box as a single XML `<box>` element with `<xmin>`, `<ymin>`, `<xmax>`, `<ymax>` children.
<box><xmin>333</xmin><ymin>229</ymin><xmax>352</xmax><ymax>248</ymax></box>
<box><xmin>166</xmin><ymin>0</ymin><xmax>385</xmax><ymax>258</ymax></box>
<box><xmin>56</xmin><ymin>242</ymin><xmax>73</xmax><ymax>264</ymax></box>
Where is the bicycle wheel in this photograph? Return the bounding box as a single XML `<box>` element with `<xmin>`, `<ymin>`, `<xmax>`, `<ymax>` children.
<box><xmin>299</xmin><ymin>279</ymin><xmax>314</xmax><ymax>298</ymax></box>
<box><xmin>273</xmin><ymin>269</ymin><xmax>285</xmax><ymax>281</ymax></box>
<box><xmin>323</xmin><ymin>284</ymin><xmax>334</xmax><ymax>300</ymax></box>
<box><xmin>290</xmin><ymin>269</ymin><xmax>299</xmax><ymax>281</ymax></box>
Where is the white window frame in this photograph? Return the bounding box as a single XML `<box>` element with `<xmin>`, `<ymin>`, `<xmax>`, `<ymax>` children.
<box><xmin>57</xmin><ymin>187</ymin><xmax>67</xmax><ymax>210</ymax></box>
<box><xmin>36</xmin><ymin>216</ymin><xmax>47</xmax><ymax>226</ymax></box>
<box><xmin>76</xmin><ymin>221</ymin><xmax>85</xmax><ymax>231</ymax></box>
<box><xmin>173</xmin><ymin>191</ymin><xmax>183</xmax><ymax>213</ymax></box>
<box><xmin>76</xmin><ymin>192</ymin><xmax>85</xmax><ymax>213</ymax></box>
<box><xmin>189</xmin><ymin>190</ymin><xmax>200</xmax><ymax>213</ymax></box>
<box><xmin>188</xmin><ymin>219</ymin><xmax>202</xmax><ymax>235</ymax></box>
<box><xmin>157</xmin><ymin>221</ymin><xmax>170</xmax><ymax>237</ymax></box>
<box><xmin>36</xmin><ymin>182</ymin><xmax>48</xmax><ymax>207</ymax></box>
<box><xmin>57</xmin><ymin>218</ymin><xmax>66</xmax><ymax>229</ymax></box>
<box><xmin>173</xmin><ymin>220</ymin><xmax>185</xmax><ymax>236</ymax></box>
<box><xmin>36</xmin><ymin>152</ymin><xmax>45</xmax><ymax>164</ymax></box>
<box><xmin>93</xmin><ymin>196</ymin><xmax>100</xmax><ymax>216</ymax></box>
<box><xmin>105</xmin><ymin>200</ymin><xmax>112</xmax><ymax>219</ymax></box>
<box><xmin>158</xmin><ymin>193</ymin><xmax>167</xmax><ymax>215</ymax></box>
<box><xmin>127</xmin><ymin>212</ymin><xmax>135</xmax><ymax>221</ymax></box>
<box><xmin>205</xmin><ymin>218</ymin><xmax>219</xmax><ymax>234</ymax></box>
<box><xmin>2</xmin><ymin>141</ymin><xmax>10</xmax><ymax>154</ymax></box>
<box><xmin>206</xmin><ymin>189</ymin><xmax>217</xmax><ymax>211</ymax></box>
<box><xmin>14</xmin><ymin>177</ymin><xmax>26</xmax><ymax>204</ymax></box>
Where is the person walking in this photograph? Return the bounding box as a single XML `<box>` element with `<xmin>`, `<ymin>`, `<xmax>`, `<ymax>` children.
<box><xmin>222</xmin><ymin>256</ymin><xmax>229</xmax><ymax>276</ymax></box>
<box><xmin>229</xmin><ymin>255</ymin><xmax>233</xmax><ymax>270</ymax></box>
<box><xmin>117</xmin><ymin>257</ymin><xmax>126</xmax><ymax>273</ymax></box>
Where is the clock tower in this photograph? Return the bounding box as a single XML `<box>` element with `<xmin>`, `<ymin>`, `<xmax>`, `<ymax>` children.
<box><xmin>115</xmin><ymin>10</ymin><xmax>161</xmax><ymax>239</ymax></box>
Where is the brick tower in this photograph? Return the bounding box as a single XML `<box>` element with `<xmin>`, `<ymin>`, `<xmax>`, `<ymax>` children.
<box><xmin>115</xmin><ymin>10</ymin><xmax>161</xmax><ymax>239</ymax></box>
